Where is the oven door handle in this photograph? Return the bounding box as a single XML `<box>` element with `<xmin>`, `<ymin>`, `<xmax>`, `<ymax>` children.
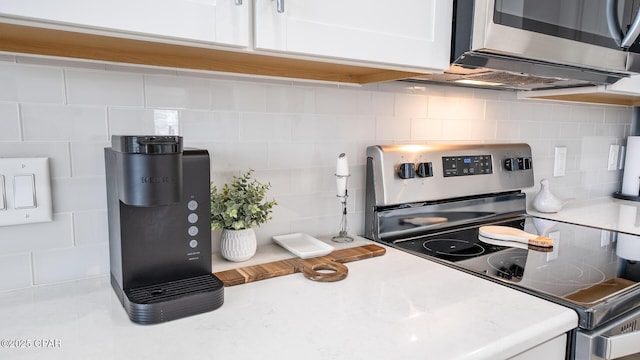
<box><xmin>597</xmin><ymin>330</ymin><xmax>640</xmax><ymax>359</ymax></box>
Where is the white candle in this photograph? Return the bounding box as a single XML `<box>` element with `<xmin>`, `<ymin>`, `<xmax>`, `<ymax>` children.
<box><xmin>336</xmin><ymin>153</ymin><xmax>349</xmax><ymax>201</ymax></box>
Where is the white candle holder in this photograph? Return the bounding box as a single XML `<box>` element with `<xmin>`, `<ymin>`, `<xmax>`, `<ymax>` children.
<box><xmin>332</xmin><ymin>174</ymin><xmax>354</xmax><ymax>243</ymax></box>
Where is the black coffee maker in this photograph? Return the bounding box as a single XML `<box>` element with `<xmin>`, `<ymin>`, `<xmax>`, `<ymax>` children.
<box><xmin>105</xmin><ymin>135</ymin><xmax>223</xmax><ymax>324</ymax></box>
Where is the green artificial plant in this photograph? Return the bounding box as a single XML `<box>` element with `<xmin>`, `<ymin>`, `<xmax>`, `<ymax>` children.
<box><xmin>210</xmin><ymin>170</ymin><xmax>277</xmax><ymax>230</ymax></box>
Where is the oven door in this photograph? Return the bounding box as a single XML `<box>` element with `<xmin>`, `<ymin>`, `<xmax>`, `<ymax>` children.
<box><xmin>575</xmin><ymin>303</ymin><xmax>640</xmax><ymax>359</ymax></box>
<box><xmin>464</xmin><ymin>0</ymin><xmax>640</xmax><ymax>72</ymax></box>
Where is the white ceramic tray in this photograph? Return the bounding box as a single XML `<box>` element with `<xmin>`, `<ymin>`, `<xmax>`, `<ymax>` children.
<box><xmin>272</xmin><ymin>233</ymin><xmax>334</xmax><ymax>259</ymax></box>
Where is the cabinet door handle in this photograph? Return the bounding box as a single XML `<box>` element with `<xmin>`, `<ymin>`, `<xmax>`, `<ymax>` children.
<box><xmin>235</xmin><ymin>0</ymin><xmax>242</xmax><ymax>5</ymax></box>
<box><xmin>274</xmin><ymin>0</ymin><xmax>284</xmax><ymax>13</ymax></box>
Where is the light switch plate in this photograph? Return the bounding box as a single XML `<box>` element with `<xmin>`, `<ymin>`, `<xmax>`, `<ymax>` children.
<box><xmin>0</xmin><ymin>158</ymin><xmax>52</xmax><ymax>226</ymax></box>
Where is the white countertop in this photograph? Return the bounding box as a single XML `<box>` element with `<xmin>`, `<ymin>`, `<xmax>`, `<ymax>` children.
<box><xmin>528</xmin><ymin>196</ymin><xmax>640</xmax><ymax>235</ymax></box>
<box><xmin>0</xmin><ymin>237</ymin><xmax>577</xmax><ymax>360</ymax></box>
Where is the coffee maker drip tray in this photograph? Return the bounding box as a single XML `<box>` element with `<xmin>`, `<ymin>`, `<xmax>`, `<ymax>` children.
<box><xmin>114</xmin><ymin>274</ymin><xmax>224</xmax><ymax>325</ymax></box>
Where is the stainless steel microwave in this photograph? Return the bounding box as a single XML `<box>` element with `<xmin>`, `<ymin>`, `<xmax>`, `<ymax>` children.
<box><xmin>407</xmin><ymin>0</ymin><xmax>640</xmax><ymax>90</ymax></box>
<box><xmin>457</xmin><ymin>0</ymin><xmax>640</xmax><ymax>74</ymax></box>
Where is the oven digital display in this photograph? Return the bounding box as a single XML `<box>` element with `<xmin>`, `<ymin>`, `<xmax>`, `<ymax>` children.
<box><xmin>442</xmin><ymin>155</ymin><xmax>492</xmax><ymax>177</ymax></box>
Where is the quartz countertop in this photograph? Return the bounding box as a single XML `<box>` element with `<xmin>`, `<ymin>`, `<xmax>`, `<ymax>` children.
<box><xmin>528</xmin><ymin>196</ymin><xmax>640</xmax><ymax>235</ymax></box>
<box><xmin>0</xmin><ymin>237</ymin><xmax>577</xmax><ymax>360</ymax></box>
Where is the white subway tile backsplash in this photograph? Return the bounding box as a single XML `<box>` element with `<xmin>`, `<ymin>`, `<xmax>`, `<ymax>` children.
<box><xmin>108</xmin><ymin>107</ymin><xmax>156</xmax><ymax>135</ymax></box>
<box><xmin>412</xmin><ymin>118</ymin><xmax>443</xmax><ymax>141</ymax></box>
<box><xmin>370</xmin><ymin>92</ymin><xmax>395</xmax><ymax>117</ymax></box>
<box><xmin>240</xmin><ymin>113</ymin><xmax>294</xmax><ymax>141</ymax></box>
<box><xmin>73</xmin><ymin>211</ymin><xmax>108</xmax><ymax>246</ymax></box>
<box><xmin>0</xmin><ymin>102</ymin><xmax>20</xmax><ymax>140</ymax></box>
<box><xmin>375</xmin><ymin>116</ymin><xmax>411</xmax><ymax>141</ymax></box>
<box><xmin>266</xmin><ymin>85</ymin><xmax>315</xmax><ymax>113</ymax></box>
<box><xmin>21</xmin><ymin>104</ymin><xmax>107</xmax><ymax>141</ymax></box>
<box><xmin>268</xmin><ymin>142</ymin><xmax>316</xmax><ymax>169</ymax></box>
<box><xmin>66</xmin><ymin>69</ymin><xmax>144</xmax><ymax>106</ymax></box>
<box><xmin>51</xmin><ymin>177</ymin><xmax>107</xmax><ymax>213</ymax></box>
<box><xmin>428</xmin><ymin>96</ymin><xmax>484</xmax><ymax>121</ymax></box>
<box><xmin>70</xmin><ymin>142</ymin><xmax>109</xmax><ymax>177</ymax></box>
<box><xmin>210</xmin><ymin>142</ymin><xmax>269</xmax><ymax>172</ymax></box>
<box><xmin>315</xmin><ymin>88</ymin><xmax>365</xmax><ymax>115</ymax></box>
<box><xmin>336</xmin><ymin>115</ymin><xmax>376</xmax><ymax>141</ymax></box>
<box><xmin>233</xmin><ymin>83</ymin><xmax>268</xmax><ymax>112</ymax></box>
<box><xmin>0</xmin><ymin>214</ymin><xmax>73</xmax><ymax>253</ymax></box>
<box><xmin>145</xmin><ymin>75</ymin><xmax>212</xmax><ymax>109</ymax></box>
<box><xmin>0</xmin><ymin>62</ymin><xmax>65</xmax><ymax>104</ymax></box>
<box><xmin>181</xmin><ymin>110</ymin><xmax>239</xmax><ymax>141</ymax></box>
<box><xmin>394</xmin><ymin>93</ymin><xmax>428</xmax><ymax>118</ymax></box>
<box><xmin>291</xmin><ymin>114</ymin><xmax>337</xmax><ymax>141</ymax></box>
<box><xmin>32</xmin><ymin>243</ymin><xmax>109</xmax><ymax>285</ymax></box>
<box><xmin>0</xmin><ymin>253</ymin><xmax>32</xmax><ymax>291</ymax></box>
<box><xmin>0</xmin><ymin>57</ymin><xmax>633</xmax><ymax>292</ymax></box>
<box><xmin>485</xmin><ymin>100</ymin><xmax>510</xmax><ymax>121</ymax></box>
<box><xmin>0</xmin><ymin>141</ymin><xmax>71</xmax><ymax>178</ymax></box>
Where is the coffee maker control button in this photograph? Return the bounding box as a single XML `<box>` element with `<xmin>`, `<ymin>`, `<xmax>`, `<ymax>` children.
<box><xmin>189</xmin><ymin>240</ymin><xmax>198</xmax><ymax>248</ymax></box>
<box><xmin>188</xmin><ymin>226</ymin><xmax>199</xmax><ymax>236</ymax></box>
<box><xmin>187</xmin><ymin>200</ymin><xmax>198</xmax><ymax>211</ymax></box>
<box><xmin>188</xmin><ymin>213</ymin><xmax>198</xmax><ymax>223</ymax></box>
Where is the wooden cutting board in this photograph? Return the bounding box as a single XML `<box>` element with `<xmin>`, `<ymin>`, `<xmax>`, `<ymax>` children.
<box><xmin>214</xmin><ymin>244</ymin><xmax>386</xmax><ymax>286</ymax></box>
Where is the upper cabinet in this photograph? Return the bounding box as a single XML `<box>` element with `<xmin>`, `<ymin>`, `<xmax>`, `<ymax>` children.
<box><xmin>0</xmin><ymin>0</ymin><xmax>452</xmax><ymax>84</ymax></box>
<box><xmin>0</xmin><ymin>0</ymin><xmax>250</xmax><ymax>47</ymax></box>
<box><xmin>254</xmin><ymin>0</ymin><xmax>452</xmax><ymax>71</ymax></box>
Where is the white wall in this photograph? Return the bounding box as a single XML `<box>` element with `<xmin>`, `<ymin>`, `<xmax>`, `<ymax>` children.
<box><xmin>0</xmin><ymin>54</ymin><xmax>632</xmax><ymax>292</ymax></box>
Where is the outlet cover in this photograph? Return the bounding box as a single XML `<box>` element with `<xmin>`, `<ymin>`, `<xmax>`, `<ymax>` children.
<box><xmin>608</xmin><ymin>145</ymin><xmax>620</xmax><ymax>171</ymax></box>
<box><xmin>553</xmin><ymin>147</ymin><xmax>567</xmax><ymax>177</ymax></box>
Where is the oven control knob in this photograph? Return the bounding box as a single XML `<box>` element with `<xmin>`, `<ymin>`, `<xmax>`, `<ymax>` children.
<box><xmin>505</xmin><ymin>157</ymin><xmax>533</xmax><ymax>171</ymax></box>
<box><xmin>504</xmin><ymin>158</ymin><xmax>518</xmax><ymax>171</ymax></box>
<box><xmin>416</xmin><ymin>162</ymin><xmax>433</xmax><ymax>178</ymax></box>
<box><xmin>397</xmin><ymin>163</ymin><xmax>416</xmax><ymax>179</ymax></box>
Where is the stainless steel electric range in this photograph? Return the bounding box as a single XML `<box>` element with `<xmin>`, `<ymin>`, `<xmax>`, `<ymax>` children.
<box><xmin>364</xmin><ymin>143</ymin><xmax>640</xmax><ymax>360</ymax></box>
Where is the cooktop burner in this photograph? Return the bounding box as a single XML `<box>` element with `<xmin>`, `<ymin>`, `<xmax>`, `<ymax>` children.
<box><xmin>422</xmin><ymin>239</ymin><xmax>485</xmax><ymax>258</ymax></box>
<box><xmin>396</xmin><ymin>218</ymin><xmax>523</xmax><ymax>263</ymax></box>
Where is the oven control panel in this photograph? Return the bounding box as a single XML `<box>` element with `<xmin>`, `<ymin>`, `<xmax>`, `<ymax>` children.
<box><xmin>442</xmin><ymin>155</ymin><xmax>492</xmax><ymax>177</ymax></box>
<box><xmin>366</xmin><ymin>143</ymin><xmax>534</xmax><ymax>206</ymax></box>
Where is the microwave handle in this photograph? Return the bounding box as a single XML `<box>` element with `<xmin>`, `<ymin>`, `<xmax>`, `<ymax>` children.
<box><xmin>597</xmin><ymin>330</ymin><xmax>640</xmax><ymax>359</ymax></box>
<box><xmin>607</xmin><ymin>0</ymin><xmax>640</xmax><ymax>48</ymax></box>
<box><xmin>621</xmin><ymin>8</ymin><xmax>640</xmax><ymax>48</ymax></box>
<box><xmin>606</xmin><ymin>0</ymin><xmax>623</xmax><ymax>46</ymax></box>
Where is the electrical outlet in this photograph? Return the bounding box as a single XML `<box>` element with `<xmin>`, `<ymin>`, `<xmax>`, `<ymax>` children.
<box><xmin>608</xmin><ymin>145</ymin><xmax>620</xmax><ymax>171</ymax></box>
<box><xmin>553</xmin><ymin>147</ymin><xmax>567</xmax><ymax>177</ymax></box>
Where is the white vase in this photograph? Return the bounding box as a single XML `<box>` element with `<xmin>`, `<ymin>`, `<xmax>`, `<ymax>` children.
<box><xmin>220</xmin><ymin>228</ymin><xmax>257</xmax><ymax>262</ymax></box>
<box><xmin>533</xmin><ymin>179</ymin><xmax>563</xmax><ymax>213</ymax></box>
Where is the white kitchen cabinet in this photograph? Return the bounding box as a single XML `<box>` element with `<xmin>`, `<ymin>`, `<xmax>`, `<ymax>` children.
<box><xmin>254</xmin><ymin>0</ymin><xmax>452</xmax><ymax>71</ymax></box>
<box><xmin>0</xmin><ymin>0</ymin><xmax>250</xmax><ymax>47</ymax></box>
<box><xmin>0</xmin><ymin>0</ymin><xmax>451</xmax><ymax>83</ymax></box>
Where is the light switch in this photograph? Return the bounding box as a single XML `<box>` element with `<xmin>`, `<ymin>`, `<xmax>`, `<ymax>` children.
<box><xmin>14</xmin><ymin>174</ymin><xmax>36</xmax><ymax>209</ymax></box>
<box><xmin>0</xmin><ymin>175</ymin><xmax>5</xmax><ymax>210</ymax></box>
<box><xmin>0</xmin><ymin>158</ymin><xmax>52</xmax><ymax>226</ymax></box>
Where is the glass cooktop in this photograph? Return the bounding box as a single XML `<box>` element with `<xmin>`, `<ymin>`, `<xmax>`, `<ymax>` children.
<box><xmin>393</xmin><ymin>216</ymin><xmax>640</xmax><ymax>314</ymax></box>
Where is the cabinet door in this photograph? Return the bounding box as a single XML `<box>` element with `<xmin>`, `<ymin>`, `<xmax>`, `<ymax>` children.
<box><xmin>254</xmin><ymin>0</ymin><xmax>452</xmax><ymax>71</ymax></box>
<box><xmin>0</xmin><ymin>0</ymin><xmax>250</xmax><ymax>47</ymax></box>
